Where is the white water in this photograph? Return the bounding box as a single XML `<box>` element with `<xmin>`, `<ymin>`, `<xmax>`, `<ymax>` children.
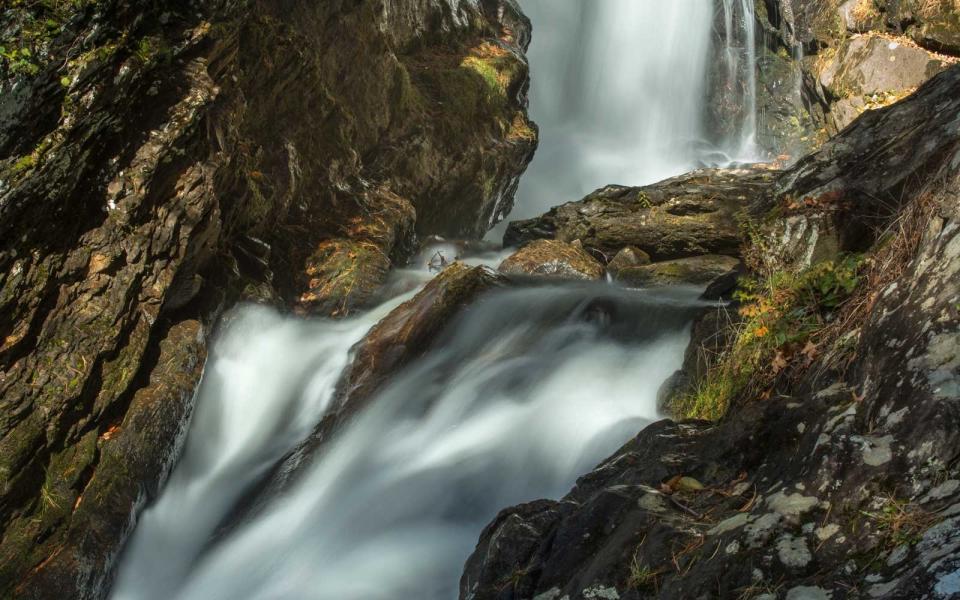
<box><xmin>110</xmin><ymin>2</ymin><xmax>748</xmax><ymax>598</ymax></box>
<box><xmin>112</xmin><ymin>284</ymin><xmax>702</xmax><ymax>600</ymax></box>
<box><xmin>499</xmin><ymin>0</ymin><xmax>716</xmax><ymax>225</ymax></box>
<box><xmin>110</xmin><ymin>294</ymin><xmax>415</xmax><ymax>598</ymax></box>
<box><xmin>719</xmin><ymin>0</ymin><xmax>759</xmax><ymax>160</ymax></box>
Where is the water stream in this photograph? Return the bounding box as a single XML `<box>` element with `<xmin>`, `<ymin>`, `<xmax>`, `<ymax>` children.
<box><xmin>111</xmin><ymin>1</ymin><xmax>755</xmax><ymax>598</ymax></box>
<box><xmin>498</xmin><ymin>0</ymin><xmax>716</xmax><ymax>226</ymax></box>
<box><xmin>112</xmin><ymin>281</ymin><xmax>704</xmax><ymax>600</ymax></box>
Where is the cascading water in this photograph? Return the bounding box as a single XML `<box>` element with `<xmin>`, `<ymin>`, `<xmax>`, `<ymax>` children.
<box><xmin>719</xmin><ymin>0</ymin><xmax>760</xmax><ymax>160</ymax></box>
<box><xmin>109</xmin><ymin>2</ymin><xmax>756</xmax><ymax>598</ymax></box>
<box><xmin>112</xmin><ymin>283</ymin><xmax>705</xmax><ymax>600</ymax></box>
<box><xmin>493</xmin><ymin>0</ymin><xmax>761</xmax><ymax>232</ymax></box>
<box><xmin>497</xmin><ymin>0</ymin><xmax>716</xmax><ymax>225</ymax></box>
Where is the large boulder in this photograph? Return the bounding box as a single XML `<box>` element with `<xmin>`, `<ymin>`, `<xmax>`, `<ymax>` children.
<box><xmin>813</xmin><ymin>33</ymin><xmax>951</xmax><ymax>131</ymax></box>
<box><xmin>498</xmin><ymin>239</ymin><xmax>604</xmax><ymax>281</ymax></box>
<box><xmin>504</xmin><ymin>167</ymin><xmax>777</xmax><ymax>261</ymax></box>
<box><xmin>0</xmin><ymin>0</ymin><xmax>535</xmax><ymax>595</ymax></box>
<box><xmin>335</xmin><ymin>262</ymin><xmax>507</xmax><ymax>415</ymax></box>
<box><xmin>764</xmin><ymin>65</ymin><xmax>960</xmax><ymax>268</ymax></box>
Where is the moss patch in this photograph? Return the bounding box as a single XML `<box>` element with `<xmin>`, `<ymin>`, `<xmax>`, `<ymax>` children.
<box><xmin>674</xmin><ymin>254</ymin><xmax>864</xmax><ymax>420</ymax></box>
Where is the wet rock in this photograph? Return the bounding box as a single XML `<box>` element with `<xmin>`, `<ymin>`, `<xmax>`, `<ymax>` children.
<box><xmin>612</xmin><ymin>255</ymin><xmax>741</xmax><ymax>288</ymax></box>
<box><xmin>336</xmin><ymin>262</ymin><xmax>507</xmax><ymax>414</ymax></box>
<box><xmin>504</xmin><ymin>167</ymin><xmax>776</xmax><ymax>261</ymax></box>
<box><xmin>0</xmin><ymin>0</ymin><xmax>536</xmax><ymax>595</ymax></box>
<box><xmin>499</xmin><ymin>239</ymin><xmax>604</xmax><ymax>281</ymax></box>
<box><xmin>606</xmin><ymin>246</ymin><xmax>652</xmax><ymax>274</ymax></box>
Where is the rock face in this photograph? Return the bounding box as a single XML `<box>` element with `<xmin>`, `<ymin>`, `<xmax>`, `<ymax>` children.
<box><xmin>504</xmin><ymin>168</ymin><xmax>776</xmax><ymax>261</ymax></box>
<box><xmin>460</xmin><ymin>65</ymin><xmax>960</xmax><ymax>600</ymax></box>
<box><xmin>498</xmin><ymin>240</ymin><xmax>604</xmax><ymax>281</ymax></box>
<box><xmin>730</xmin><ymin>0</ymin><xmax>960</xmax><ymax>159</ymax></box>
<box><xmin>611</xmin><ymin>255</ymin><xmax>741</xmax><ymax>288</ymax></box>
<box><xmin>336</xmin><ymin>263</ymin><xmax>507</xmax><ymax>417</ymax></box>
<box><xmin>814</xmin><ymin>33</ymin><xmax>951</xmax><ymax>131</ymax></box>
<box><xmin>0</xmin><ymin>0</ymin><xmax>535</xmax><ymax>596</ymax></box>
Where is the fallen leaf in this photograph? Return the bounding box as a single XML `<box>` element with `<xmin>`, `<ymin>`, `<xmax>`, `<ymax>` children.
<box><xmin>676</xmin><ymin>477</ymin><xmax>704</xmax><ymax>493</ymax></box>
<box><xmin>771</xmin><ymin>351</ymin><xmax>788</xmax><ymax>374</ymax></box>
<box><xmin>801</xmin><ymin>340</ymin><xmax>820</xmax><ymax>364</ymax></box>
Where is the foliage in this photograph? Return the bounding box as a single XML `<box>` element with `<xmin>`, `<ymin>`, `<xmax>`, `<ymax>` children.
<box><xmin>0</xmin><ymin>0</ymin><xmax>100</xmax><ymax>79</ymax></box>
<box><xmin>675</xmin><ymin>254</ymin><xmax>864</xmax><ymax>421</ymax></box>
<box><xmin>628</xmin><ymin>552</ymin><xmax>662</xmax><ymax>592</ymax></box>
<box><xmin>860</xmin><ymin>496</ymin><xmax>939</xmax><ymax>549</ymax></box>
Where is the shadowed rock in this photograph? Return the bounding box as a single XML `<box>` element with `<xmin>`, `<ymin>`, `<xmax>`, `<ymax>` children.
<box><xmin>503</xmin><ymin>167</ymin><xmax>776</xmax><ymax>261</ymax></box>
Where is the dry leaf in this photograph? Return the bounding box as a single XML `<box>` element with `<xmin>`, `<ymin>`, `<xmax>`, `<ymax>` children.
<box><xmin>771</xmin><ymin>351</ymin><xmax>788</xmax><ymax>374</ymax></box>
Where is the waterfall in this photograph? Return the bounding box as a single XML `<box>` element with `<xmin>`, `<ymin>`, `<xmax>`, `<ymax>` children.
<box><xmin>112</xmin><ymin>284</ymin><xmax>704</xmax><ymax>600</ymax></box>
<box><xmin>719</xmin><ymin>0</ymin><xmax>759</xmax><ymax>160</ymax></box>
<box><xmin>496</xmin><ymin>0</ymin><xmax>716</xmax><ymax>226</ymax></box>
<box><xmin>109</xmin><ymin>4</ymin><xmax>740</xmax><ymax>598</ymax></box>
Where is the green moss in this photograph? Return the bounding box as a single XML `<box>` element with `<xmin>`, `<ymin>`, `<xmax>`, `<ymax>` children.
<box><xmin>674</xmin><ymin>254</ymin><xmax>864</xmax><ymax>421</ymax></box>
<box><xmin>460</xmin><ymin>56</ymin><xmax>504</xmax><ymax>94</ymax></box>
<box><xmin>0</xmin><ymin>0</ymin><xmax>103</xmax><ymax>79</ymax></box>
<box><xmin>10</xmin><ymin>154</ymin><xmax>36</xmax><ymax>174</ymax></box>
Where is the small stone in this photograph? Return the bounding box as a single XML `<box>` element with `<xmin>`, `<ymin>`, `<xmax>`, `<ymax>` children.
<box><xmin>607</xmin><ymin>246</ymin><xmax>651</xmax><ymax>275</ymax></box>
<box><xmin>785</xmin><ymin>585</ymin><xmax>832</xmax><ymax>600</ymax></box>
<box><xmin>499</xmin><ymin>239</ymin><xmax>604</xmax><ymax>280</ymax></box>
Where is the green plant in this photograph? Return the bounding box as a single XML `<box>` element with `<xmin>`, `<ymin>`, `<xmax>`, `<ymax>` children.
<box><xmin>628</xmin><ymin>553</ymin><xmax>662</xmax><ymax>592</ymax></box>
<box><xmin>860</xmin><ymin>496</ymin><xmax>938</xmax><ymax>548</ymax></box>
<box><xmin>674</xmin><ymin>254</ymin><xmax>864</xmax><ymax>420</ymax></box>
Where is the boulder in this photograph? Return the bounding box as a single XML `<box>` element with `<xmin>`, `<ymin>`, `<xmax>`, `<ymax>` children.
<box><xmin>336</xmin><ymin>262</ymin><xmax>507</xmax><ymax>413</ymax></box>
<box><xmin>763</xmin><ymin>65</ymin><xmax>960</xmax><ymax>269</ymax></box>
<box><xmin>498</xmin><ymin>239</ymin><xmax>604</xmax><ymax>280</ymax></box>
<box><xmin>607</xmin><ymin>246</ymin><xmax>652</xmax><ymax>272</ymax></box>
<box><xmin>504</xmin><ymin>167</ymin><xmax>776</xmax><ymax>261</ymax></box>
<box><xmin>612</xmin><ymin>255</ymin><xmax>741</xmax><ymax>288</ymax></box>
<box><xmin>814</xmin><ymin>34</ymin><xmax>950</xmax><ymax>132</ymax></box>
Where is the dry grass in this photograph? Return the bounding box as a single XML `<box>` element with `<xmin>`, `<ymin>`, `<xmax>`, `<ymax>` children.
<box><xmin>860</xmin><ymin>496</ymin><xmax>940</xmax><ymax>548</ymax></box>
<box><xmin>811</xmin><ymin>191</ymin><xmax>935</xmax><ymax>377</ymax></box>
<box><xmin>851</xmin><ymin>0</ymin><xmax>880</xmax><ymax>22</ymax></box>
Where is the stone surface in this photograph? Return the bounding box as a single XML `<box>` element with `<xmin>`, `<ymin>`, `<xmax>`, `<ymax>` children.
<box><xmin>612</xmin><ymin>255</ymin><xmax>741</xmax><ymax>288</ymax></box>
<box><xmin>765</xmin><ymin>65</ymin><xmax>960</xmax><ymax>268</ymax></box>
<box><xmin>748</xmin><ymin>0</ymin><xmax>960</xmax><ymax>158</ymax></box>
<box><xmin>335</xmin><ymin>262</ymin><xmax>507</xmax><ymax>416</ymax></box>
<box><xmin>503</xmin><ymin>167</ymin><xmax>776</xmax><ymax>261</ymax></box>
<box><xmin>0</xmin><ymin>0</ymin><xmax>535</xmax><ymax>596</ymax></box>
<box><xmin>499</xmin><ymin>239</ymin><xmax>604</xmax><ymax>281</ymax></box>
<box><xmin>606</xmin><ymin>246</ymin><xmax>652</xmax><ymax>274</ymax></box>
<box><xmin>814</xmin><ymin>33</ymin><xmax>950</xmax><ymax>131</ymax></box>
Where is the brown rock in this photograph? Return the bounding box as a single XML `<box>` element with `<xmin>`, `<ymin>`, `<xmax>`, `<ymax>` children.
<box><xmin>814</xmin><ymin>34</ymin><xmax>950</xmax><ymax>131</ymax></box>
<box><xmin>339</xmin><ymin>262</ymin><xmax>507</xmax><ymax>411</ymax></box>
<box><xmin>606</xmin><ymin>246</ymin><xmax>652</xmax><ymax>276</ymax></box>
<box><xmin>498</xmin><ymin>239</ymin><xmax>604</xmax><ymax>280</ymax></box>
<box><xmin>504</xmin><ymin>167</ymin><xmax>774</xmax><ymax>261</ymax></box>
<box><xmin>613</xmin><ymin>255</ymin><xmax>742</xmax><ymax>288</ymax></box>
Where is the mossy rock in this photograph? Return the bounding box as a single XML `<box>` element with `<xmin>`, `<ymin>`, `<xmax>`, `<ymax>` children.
<box><xmin>613</xmin><ymin>255</ymin><xmax>741</xmax><ymax>288</ymax></box>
